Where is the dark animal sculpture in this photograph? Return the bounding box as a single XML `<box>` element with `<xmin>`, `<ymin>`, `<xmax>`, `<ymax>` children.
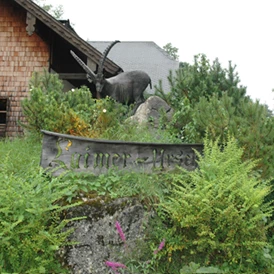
<box><xmin>70</xmin><ymin>40</ymin><xmax>152</xmax><ymax>112</ymax></box>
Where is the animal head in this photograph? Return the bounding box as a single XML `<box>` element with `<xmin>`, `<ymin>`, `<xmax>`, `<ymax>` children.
<box><xmin>71</xmin><ymin>41</ymin><xmax>151</xmax><ymax>113</ymax></box>
<box><xmin>70</xmin><ymin>40</ymin><xmax>120</xmax><ymax>97</ymax></box>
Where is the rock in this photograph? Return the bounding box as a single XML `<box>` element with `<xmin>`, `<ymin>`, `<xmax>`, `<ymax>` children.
<box><xmin>129</xmin><ymin>96</ymin><xmax>173</xmax><ymax>128</ymax></box>
<box><xmin>62</xmin><ymin>196</ymin><xmax>152</xmax><ymax>274</ymax></box>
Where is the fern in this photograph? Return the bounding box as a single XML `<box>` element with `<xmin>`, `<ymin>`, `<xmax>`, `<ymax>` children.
<box><xmin>0</xmin><ymin>153</ymin><xmax>82</xmax><ymax>273</ymax></box>
<box><xmin>160</xmin><ymin>136</ymin><xmax>273</xmax><ymax>272</ymax></box>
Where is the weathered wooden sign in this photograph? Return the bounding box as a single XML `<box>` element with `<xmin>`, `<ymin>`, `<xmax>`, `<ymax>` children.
<box><xmin>40</xmin><ymin>130</ymin><xmax>203</xmax><ymax>175</ymax></box>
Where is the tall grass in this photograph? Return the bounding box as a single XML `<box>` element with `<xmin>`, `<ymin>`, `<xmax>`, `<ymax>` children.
<box><xmin>0</xmin><ymin>136</ymin><xmax>41</xmax><ymax>175</ymax></box>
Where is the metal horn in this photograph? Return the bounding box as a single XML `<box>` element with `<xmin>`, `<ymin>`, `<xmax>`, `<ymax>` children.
<box><xmin>97</xmin><ymin>40</ymin><xmax>120</xmax><ymax>75</ymax></box>
<box><xmin>70</xmin><ymin>50</ymin><xmax>96</xmax><ymax>81</ymax></box>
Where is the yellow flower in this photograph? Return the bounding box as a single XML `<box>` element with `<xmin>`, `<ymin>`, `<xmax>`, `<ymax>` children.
<box><xmin>65</xmin><ymin>140</ymin><xmax>72</xmax><ymax>151</ymax></box>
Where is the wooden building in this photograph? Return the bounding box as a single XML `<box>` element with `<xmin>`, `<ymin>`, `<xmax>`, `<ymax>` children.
<box><xmin>0</xmin><ymin>0</ymin><xmax>121</xmax><ymax>137</ymax></box>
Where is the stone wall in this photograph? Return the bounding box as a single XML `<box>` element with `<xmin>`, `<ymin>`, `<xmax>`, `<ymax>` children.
<box><xmin>0</xmin><ymin>0</ymin><xmax>49</xmax><ymax>137</ymax></box>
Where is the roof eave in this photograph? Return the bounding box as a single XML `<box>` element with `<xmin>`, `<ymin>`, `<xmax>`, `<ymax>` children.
<box><xmin>13</xmin><ymin>0</ymin><xmax>121</xmax><ymax>74</ymax></box>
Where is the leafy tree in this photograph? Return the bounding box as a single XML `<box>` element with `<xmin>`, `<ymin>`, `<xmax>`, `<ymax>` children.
<box><xmin>163</xmin><ymin>43</ymin><xmax>179</xmax><ymax>61</ymax></box>
<box><xmin>33</xmin><ymin>0</ymin><xmax>64</xmax><ymax>19</ymax></box>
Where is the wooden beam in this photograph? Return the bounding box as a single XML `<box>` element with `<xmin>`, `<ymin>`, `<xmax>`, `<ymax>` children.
<box><xmin>58</xmin><ymin>73</ymin><xmax>87</xmax><ymax>80</ymax></box>
<box><xmin>26</xmin><ymin>12</ymin><xmax>36</xmax><ymax>36</ymax></box>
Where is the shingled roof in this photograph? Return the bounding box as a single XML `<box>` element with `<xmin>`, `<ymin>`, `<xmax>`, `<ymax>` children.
<box><xmin>89</xmin><ymin>41</ymin><xmax>180</xmax><ymax>93</ymax></box>
<box><xmin>13</xmin><ymin>0</ymin><xmax>121</xmax><ymax>75</ymax></box>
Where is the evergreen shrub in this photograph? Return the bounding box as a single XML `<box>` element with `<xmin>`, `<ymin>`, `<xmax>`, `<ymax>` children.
<box><xmin>21</xmin><ymin>71</ymin><xmax>129</xmax><ymax>138</ymax></box>
<box><xmin>185</xmin><ymin>94</ymin><xmax>274</xmax><ymax>180</ymax></box>
<box><xmin>21</xmin><ymin>71</ymin><xmax>178</xmax><ymax>143</ymax></box>
<box><xmin>21</xmin><ymin>71</ymin><xmax>69</xmax><ymax>135</ymax></box>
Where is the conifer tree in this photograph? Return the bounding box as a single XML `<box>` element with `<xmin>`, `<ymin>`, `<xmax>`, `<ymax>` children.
<box><xmin>163</xmin><ymin>43</ymin><xmax>179</xmax><ymax>61</ymax></box>
<box><xmin>155</xmin><ymin>54</ymin><xmax>247</xmax><ymax>108</ymax></box>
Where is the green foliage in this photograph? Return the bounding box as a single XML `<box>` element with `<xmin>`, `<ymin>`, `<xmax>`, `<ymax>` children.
<box><xmin>0</xmin><ymin>137</ymin><xmax>82</xmax><ymax>273</ymax></box>
<box><xmin>33</xmin><ymin>0</ymin><xmax>64</xmax><ymax>19</ymax></box>
<box><xmin>22</xmin><ymin>71</ymin><xmax>178</xmax><ymax>143</ymax></box>
<box><xmin>163</xmin><ymin>43</ymin><xmax>179</xmax><ymax>61</ymax></box>
<box><xmin>88</xmin><ymin>96</ymin><xmax>129</xmax><ymax>138</ymax></box>
<box><xmin>183</xmin><ymin>93</ymin><xmax>236</xmax><ymax>142</ymax></box>
<box><xmin>234</xmin><ymin>100</ymin><xmax>274</xmax><ymax>179</ymax></box>
<box><xmin>156</xmin><ymin>54</ymin><xmax>246</xmax><ymax>106</ymax></box>
<box><xmin>21</xmin><ymin>71</ymin><xmax>128</xmax><ymax>139</ymax></box>
<box><xmin>60</xmin><ymin>168</ymin><xmax>170</xmax><ymax>207</ymax></box>
<box><xmin>154</xmin><ymin>55</ymin><xmax>274</xmax><ymax>180</ymax></box>
<box><xmin>62</xmin><ymin>86</ymin><xmax>95</xmax><ymax>118</ymax></box>
<box><xmin>180</xmin><ymin>262</ymin><xmax>223</xmax><ymax>273</ymax></box>
<box><xmin>155</xmin><ymin>54</ymin><xmax>250</xmax><ymax>144</ymax></box>
<box><xmin>59</xmin><ymin>171</ymin><xmax>119</xmax><ymax>203</ymax></box>
<box><xmin>184</xmin><ymin>94</ymin><xmax>274</xmax><ymax>179</ymax></box>
<box><xmin>159</xmin><ymin>136</ymin><xmax>273</xmax><ymax>272</ymax></box>
<box><xmin>21</xmin><ymin>70</ymin><xmax>67</xmax><ymax>136</ymax></box>
<box><xmin>1</xmin><ymin>132</ymin><xmax>274</xmax><ymax>272</ymax></box>
<box><xmin>0</xmin><ymin>137</ymin><xmax>41</xmax><ymax>175</ymax></box>
<box><xmin>21</xmin><ymin>71</ymin><xmax>95</xmax><ymax>136</ymax></box>
<box><xmin>108</xmin><ymin>170</ymin><xmax>169</xmax><ymax>203</ymax></box>
<box><xmin>15</xmin><ymin>65</ymin><xmax>274</xmax><ymax>273</ymax></box>
<box><xmin>103</xmin><ymin>120</ymin><xmax>180</xmax><ymax>143</ymax></box>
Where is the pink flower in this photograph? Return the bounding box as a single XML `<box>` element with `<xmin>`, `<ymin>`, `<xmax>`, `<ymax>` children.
<box><xmin>115</xmin><ymin>221</ymin><xmax>126</xmax><ymax>243</ymax></box>
<box><xmin>105</xmin><ymin>261</ymin><xmax>126</xmax><ymax>273</ymax></box>
<box><xmin>158</xmin><ymin>239</ymin><xmax>165</xmax><ymax>250</ymax></box>
<box><xmin>154</xmin><ymin>239</ymin><xmax>165</xmax><ymax>254</ymax></box>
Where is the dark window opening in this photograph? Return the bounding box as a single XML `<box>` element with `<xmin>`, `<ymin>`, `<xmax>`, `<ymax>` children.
<box><xmin>0</xmin><ymin>98</ymin><xmax>7</xmax><ymax>110</ymax></box>
<box><xmin>0</xmin><ymin>113</ymin><xmax>6</xmax><ymax>124</ymax></box>
<box><xmin>0</xmin><ymin>98</ymin><xmax>7</xmax><ymax>137</ymax></box>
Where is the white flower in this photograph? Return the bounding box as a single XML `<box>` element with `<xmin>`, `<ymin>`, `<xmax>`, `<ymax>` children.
<box><xmin>71</xmin><ymin>88</ymin><xmax>75</xmax><ymax>92</ymax></box>
<box><xmin>103</xmin><ymin>109</ymin><xmax>107</xmax><ymax>113</ymax></box>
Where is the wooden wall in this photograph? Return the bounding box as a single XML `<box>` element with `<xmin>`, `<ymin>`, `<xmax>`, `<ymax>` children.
<box><xmin>0</xmin><ymin>0</ymin><xmax>50</xmax><ymax>137</ymax></box>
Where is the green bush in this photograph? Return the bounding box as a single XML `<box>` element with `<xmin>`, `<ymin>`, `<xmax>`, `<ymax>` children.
<box><xmin>0</xmin><ymin>147</ymin><xmax>82</xmax><ymax>273</ymax></box>
<box><xmin>21</xmin><ymin>71</ymin><xmax>94</xmax><ymax>137</ymax></box>
<box><xmin>21</xmin><ymin>71</ymin><xmax>131</xmax><ymax>139</ymax></box>
<box><xmin>155</xmin><ymin>54</ymin><xmax>274</xmax><ymax>181</ymax></box>
<box><xmin>155</xmin><ymin>54</ymin><xmax>246</xmax><ymax>110</ymax></box>
<box><xmin>21</xmin><ymin>71</ymin><xmax>178</xmax><ymax>143</ymax></box>
<box><xmin>183</xmin><ymin>94</ymin><xmax>274</xmax><ymax>180</ymax></box>
<box><xmin>20</xmin><ymin>70</ymin><xmax>64</xmax><ymax>134</ymax></box>
<box><xmin>160</xmin><ymin>136</ymin><xmax>274</xmax><ymax>272</ymax></box>
<box><xmin>154</xmin><ymin>54</ymin><xmax>252</xmax><ymax>146</ymax></box>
